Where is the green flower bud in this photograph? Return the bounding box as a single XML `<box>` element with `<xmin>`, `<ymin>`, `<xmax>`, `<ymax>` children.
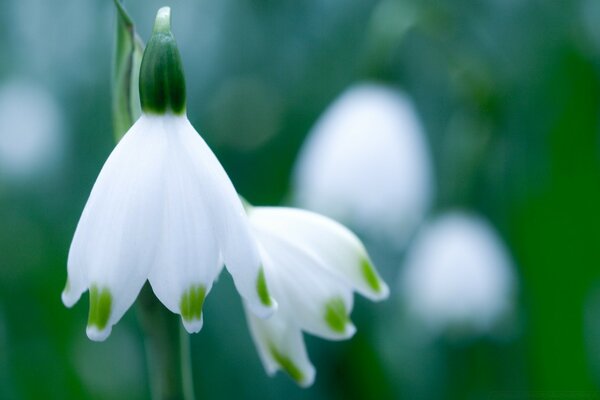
<box><xmin>139</xmin><ymin>7</ymin><xmax>186</xmax><ymax>115</ymax></box>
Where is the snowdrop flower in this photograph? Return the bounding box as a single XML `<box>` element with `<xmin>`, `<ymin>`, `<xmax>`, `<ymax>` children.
<box><xmin>63</xmin><ymin>8</ymin><xmax>275</xmax><ymax>341</ymax></box>
<box><xmin>401</xmin><ymin>212</ymin><xmax>516</xmax><ymax>335</ymax></box>
<box><xmin>243</xmin><ymin>205</ymin><xmax>389</xmax><ymax>386</ymax></box>
<box><xmin>293</xmin><ymin>83</ymin><xmax>434</xmax><ymax>248</ymax></box>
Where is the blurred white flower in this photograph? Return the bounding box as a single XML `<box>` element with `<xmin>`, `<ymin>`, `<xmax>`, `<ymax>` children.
<box><xmin>293</xmin><ymin>83</ymin><xmax>433</xmax><ymax>248</ymax></box>
<box><xmin>401</xmin><ymin>212</ymin><xmax>516</xmax><ymax>335</ymax></box>
<box><xmin>0</xmin><ymin>80</ymin><xmax>64</xmax><ymax>180</ymax></box>
<box><xmin>243</xmin><ymin>205</ymin><xmax>388</xmax><ymax>386</ymax></box>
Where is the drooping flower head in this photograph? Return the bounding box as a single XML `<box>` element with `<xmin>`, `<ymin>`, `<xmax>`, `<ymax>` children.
<box><xmin>243</xmin><ymin>204</ymin><xmax>389</xmax><ymax>386</ymax></box>
<box><xmin>63</xmin><ymin>7</ymin><xmax>275</xmax><ymax>341</ymax></box>
<box><xmin>401</xmin><ymin>212</ymin><xmax>516</xmax><ymax>335</ymax></box>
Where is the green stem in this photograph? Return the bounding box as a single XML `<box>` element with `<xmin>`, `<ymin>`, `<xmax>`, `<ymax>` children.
<box><xmin>137</xmin><ymin>284</ymin><xmax>196</xmax><ymax>400</ymax></box>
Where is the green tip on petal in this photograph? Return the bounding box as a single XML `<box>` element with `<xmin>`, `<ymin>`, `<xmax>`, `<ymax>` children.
<box><xmin>269</xmin><ymin>346</ymin><xmax>305</xmax><ymax>385</ymax></box>
<box><xmin>139</xmin><ymin>6</ymin><xmax>186</xmax><ymax>115</ymax></box>
<box><xmin>180</xmin><ymin>285</ymin><xmax>206</xmax><ymax>323</ymax></box>
<box><xmin>324</xmin><ymin>297</ymin><xmax>350</xmax><ymax>333</ymax></box>
<box><xmin>87</xmin><ymin>285</ymin><xmax>113</xmax><ymax>331</ymax></box>
<box><xmin>256</xmin><ymin>268</ymin><xmax>272</xmax><ymax>306</ymax></box>
<box><xmin>361</xmin><ymin>258</ymin><xmax>382</xmax><ymax>292</ymax></box>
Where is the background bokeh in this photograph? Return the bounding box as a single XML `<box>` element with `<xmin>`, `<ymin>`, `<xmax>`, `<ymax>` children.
<box><xmin>1</xmin><ymin>0</ymin><xmax>600</xmax><ymax>398</ymax></box>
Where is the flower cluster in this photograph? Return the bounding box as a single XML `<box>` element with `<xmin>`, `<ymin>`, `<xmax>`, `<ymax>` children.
<box><xmin>62</xmin><ymin>7</ymin><xmax>388</xmax><ymax>386</ymax></box>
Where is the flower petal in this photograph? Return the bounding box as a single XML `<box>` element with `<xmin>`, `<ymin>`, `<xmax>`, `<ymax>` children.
<box><xmin>249</xmin><ymin>207</ymin><xmax>389</xmax><ymax>300</ymax></box>
<box><xmin>174</xmin><ymin>116</ymin><xmax>276</xmax><ymax>317</ymax></box>
<box><xmin>65</xmin><ymin>115</ymin><xmax>166</xmax><ymax>341</ymax></box>
<box><xmin>147</xmin><ymin>124</ymin><xmax>221</xmax><ymax>333</ymax></box>
<box><xmin>245</xmin><ymin>305</ymin><xmax>315</xmax><ymax>387</ymax></box>
<box><xmin>255</xmin><ymin>228</ymin><xmax>356</xmax><ymax>340</ymax></box>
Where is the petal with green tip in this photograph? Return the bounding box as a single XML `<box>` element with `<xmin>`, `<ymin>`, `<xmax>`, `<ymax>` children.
<box><xmin>179</xmin><ymin>285</ymin><xmax>207</xmax><ymax>333</ymax></box>
<box><xmin>324</xmin><ymin>297</ymin><xmax>352</xmax><ymax>334</ymax></box>
<box><xmin>256</xmin><ymin>268</ymin><xmax>273</xmax><ymax>307</ymax></box>
<box><xmin>86</xmin><ymin>285</ymin><xmax>113</xmax><ymax>341</ymax></box>
<box><xmin>66</xmin><ymin>116</ymin><xmax>168</xmax><ymax>341</ymax></box>
<box><xmin>251</xmin><ymin>225</ymin><xmax>355</xmax><ymax>341</ymax></box>
<box><xmin>245</xmin><ymin>306</ymin><xmax>315</xmax><ymax>387</ymax></box>
<box><xmin>360</xmin><ymin>257</ymin><xmax>383</xmax><ymax>293</ymax></box>
<box><xmin>248</xmin><ymin>207</ymin><xmax>389</xmax><ymax>300</ymax></box>
<box><xmin>144</xmin><ymin>118</ymin><xmax>223</xmax><ymax>333</ymax></box>
<box><xmin>173</xmin><ymin>116</ymin><xmax>277</xmax><ymax>319</ymax></box>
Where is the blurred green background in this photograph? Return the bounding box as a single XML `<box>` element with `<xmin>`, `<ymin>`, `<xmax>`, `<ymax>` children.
<box><xmin>1</xmin><ymin>0</ymin><xmax>600</xmax><ymax>398</ymax></box>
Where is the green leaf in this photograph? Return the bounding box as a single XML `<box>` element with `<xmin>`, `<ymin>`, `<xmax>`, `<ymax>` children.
<box><xmin>112</xmin><ymin>0</ymin><xmax>144</xmax><ymax>141</ymax></box>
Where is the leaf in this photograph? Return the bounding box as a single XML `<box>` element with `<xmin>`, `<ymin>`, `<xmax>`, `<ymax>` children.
<box><xmin>112</xmin><ymin>0</ymin><xmax>144</xmax><ymax>141</ymax></box>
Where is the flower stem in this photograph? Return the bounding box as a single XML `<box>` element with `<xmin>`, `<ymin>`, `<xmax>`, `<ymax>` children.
<box><xmin>137</xmin><ymin>284</ymin><xmax>196</xmax><ymax>400</ymax></box>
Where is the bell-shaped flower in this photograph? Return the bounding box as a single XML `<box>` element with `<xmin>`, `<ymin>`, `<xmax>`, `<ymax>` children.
<box><xmin>62</xmin><ymin>7</ymin><xmax>275</xmax><ymax>341</ymax></box>
<box><xmin>400</xmin><ymin>212</ymin><xmax>516</xmax><ymax>335</ymax></box>
<box><xmin>293</xmin><ymin>83</ymin><xmax>434</xmax><ymax>249</ymax></box>
<box><xmin>242</xmin><ymin>205</ymin><xmax>389</xmax><ymax>387</ymax></box>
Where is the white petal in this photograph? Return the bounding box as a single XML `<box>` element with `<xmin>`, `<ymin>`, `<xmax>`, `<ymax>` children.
<box><xmin>147</xmin><ymin>120</ymin><xmax>221</xmax><ymax>333</ymax></box>
<box><xmin>65</xmin><ymin>115</ymin><xmax>166</xmax><ymax>341</ymax></box>
<box><xmin>245</xmin><ymin>305</ymin><xmax>315</xmax><ymax>387</ymax></box>
<box><xmin>249</xmin><ymin>207</ymin><xmax>389</xmax><ymax>300</ymax></box>
<box><xmin>255</xmin><ymin>228</ymin><xmax>356</xmax><ymax>340</ymax></box>
<box><xmin>173</xmin><ymin>116</ymin><xmax>276</xmax><ymax>317</ymax></box>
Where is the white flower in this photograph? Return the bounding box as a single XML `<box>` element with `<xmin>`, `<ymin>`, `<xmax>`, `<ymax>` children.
<box><xmin>243</xmin><ymin>206</ymin><xmax>389</xmax><ymax>386</ymax></box>
<box><xmin>62</xmin><ymin>7</ymin><xmax>275</xmax><ymax>341</ymax></box>
<box><xmin>400</xmin><ymin>212</ymin><xmax>516</xmax><ymax>335</ymax></box>
<box><xmin>293</xmin><ymin>83</ymin><xmax>434</xmax><ymax>248</ymax></box>
<box><xmin>63</xmin><ymin>114</ymin><xmax>274</xmax><ymax>341</ymax></box>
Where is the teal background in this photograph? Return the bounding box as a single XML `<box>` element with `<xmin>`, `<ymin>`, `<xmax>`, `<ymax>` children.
<box><xmin>1</xmin><ymin>0</ymin><xmax>600</xmax><ymax>398</ymax></box>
